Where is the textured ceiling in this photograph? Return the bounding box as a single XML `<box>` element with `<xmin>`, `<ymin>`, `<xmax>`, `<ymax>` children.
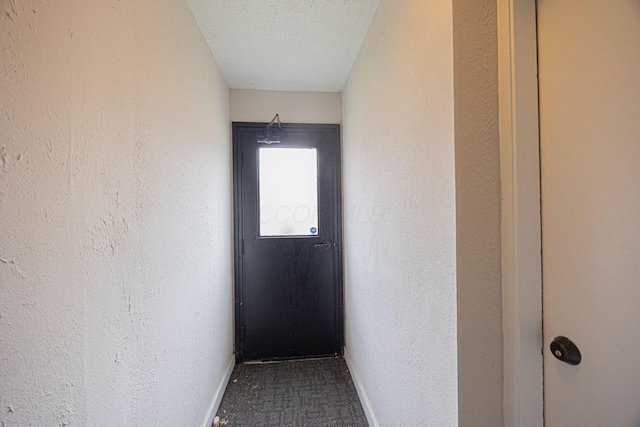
<box><xmin>185</xmin><ymin>0</ymin><xmax>380</xmax><ymax>92</ymax></box>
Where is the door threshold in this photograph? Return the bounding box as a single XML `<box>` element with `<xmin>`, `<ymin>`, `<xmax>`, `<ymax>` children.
<box><xmin>243</xmin><ymin>354</ymin><xmax>338</xmax><ymax>365</ymax></box>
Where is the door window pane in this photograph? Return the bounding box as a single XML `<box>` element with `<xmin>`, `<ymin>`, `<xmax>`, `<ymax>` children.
<box><xmin>259</xmin><ymin>148</ymin><xmax>319</xmax><ymax>237</ymax></box>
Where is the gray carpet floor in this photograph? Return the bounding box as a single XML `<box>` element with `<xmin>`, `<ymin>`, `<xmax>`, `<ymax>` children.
<box><xmin>215</xmin><ymin>357</ymin><xmax>368</xmax><ymax>427</ymax></box>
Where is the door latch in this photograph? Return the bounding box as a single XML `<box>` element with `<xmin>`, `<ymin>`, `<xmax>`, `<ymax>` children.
<box><xmin>313</xmin><ymin>240</ymin><xmax>333</xmax><ymax>250</ymax></box>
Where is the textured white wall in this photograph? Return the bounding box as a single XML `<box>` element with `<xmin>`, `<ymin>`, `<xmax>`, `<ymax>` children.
<box><xmin>453</xmin><ymin>1</ymin><xmax>503</xmax><ymax>425</ymax></box>
<box><xmin>0</xmin><ymin>1</ymin><xmax>232</xmax><ymax>426</ymax></box>
<box><xmin>230</xmin><ymin>89</ymin><xmax>342</xmax><ymax>124</ymax></box>
<box><xmin>342</xmin><ymin>0</ymin><xmax>459</xmax><ymax>425</ymax></box>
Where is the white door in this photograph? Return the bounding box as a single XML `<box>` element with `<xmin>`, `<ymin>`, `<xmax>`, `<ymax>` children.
<box><xmin>538</xmin><ymin>1</ymin><xmax>640</xmax><ymax>425</ymax></box>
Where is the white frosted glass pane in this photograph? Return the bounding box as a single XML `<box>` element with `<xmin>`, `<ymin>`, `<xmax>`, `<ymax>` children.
<box><xmin>259</xmin><ymin>148</ymin><xmax>319</xmax><ymax>237</ymax></box>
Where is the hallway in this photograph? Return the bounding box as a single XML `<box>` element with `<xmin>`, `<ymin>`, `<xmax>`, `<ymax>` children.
<box><xmin>1</xmin><ymin>0</ymin><xmax>501</xmax><ymax>426</ymax></box>
<box><xmin>215</xmin><ymin>358</ymin><xmax>367</xmax><ymax>427</ymax></box>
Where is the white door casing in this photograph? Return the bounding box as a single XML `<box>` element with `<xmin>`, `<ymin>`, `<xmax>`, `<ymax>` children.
<box><xmin>498</xmin><ymin>0</ymin><xmax>543</xmax><ymax>426</ymax></box>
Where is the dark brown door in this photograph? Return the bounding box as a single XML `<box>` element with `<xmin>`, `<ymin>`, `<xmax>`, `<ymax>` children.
<box><xmin>233</xmin><ymin>122</ymin><xmax>343</xmax><ymax>362</ymax></box>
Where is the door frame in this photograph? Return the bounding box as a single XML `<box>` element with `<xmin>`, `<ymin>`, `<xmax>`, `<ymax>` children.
<box><xmin>231</xmin><ymin>122</ymin><xmax>344</xmax><ymax>363</ymax></box>
<box><xmin>498</xmin><ymin>1</ymin><xmax>544</xmax><ymax>426</ymax></box>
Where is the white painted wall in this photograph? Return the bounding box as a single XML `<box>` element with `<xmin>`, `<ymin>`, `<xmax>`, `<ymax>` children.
<box><xmin>453</xmin><ymin>1</ymin><xmax>503</xmax><ymax>425</ymax></box>
<box><xmin>230</xmin><ymin>89</ymin><xmax>341</xmax><ymax>124</ymax></box>
<box><xmin>0</xmin><ymin>1</ymin><xmax>232</xmax><ymax>426</ymax></box>
<box><xmin>342</xmin><ymin>0</ymin><xmax>502</xmax><ymax>425</ymax></box>
<box><xmin>342</xmin><ymin>0</ymin><xmax>458</xmax><ymax>425</ymax></box>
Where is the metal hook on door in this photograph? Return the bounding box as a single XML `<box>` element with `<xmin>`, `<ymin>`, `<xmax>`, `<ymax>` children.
<box><xmin>257</xmin><ymin>114</ymin><xmax>282</xmax><ymax>144</ymax></box>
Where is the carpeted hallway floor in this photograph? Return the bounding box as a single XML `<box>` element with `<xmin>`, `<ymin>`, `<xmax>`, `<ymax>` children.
<box><xmin>215</xmin><ymin>357</ymin><xmax>368</xmax><ymax>426</ymax></box>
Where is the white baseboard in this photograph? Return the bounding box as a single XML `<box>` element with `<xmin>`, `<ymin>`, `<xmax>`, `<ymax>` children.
<box><xmin>344</xmin><ymin>347</ymin><xmax>379</xmax><ymax>427</ymax></box>
<box><xmin>201</xmin><ymin>355</ymin><xmax>235</xmax><ymax>427</ymax></box>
